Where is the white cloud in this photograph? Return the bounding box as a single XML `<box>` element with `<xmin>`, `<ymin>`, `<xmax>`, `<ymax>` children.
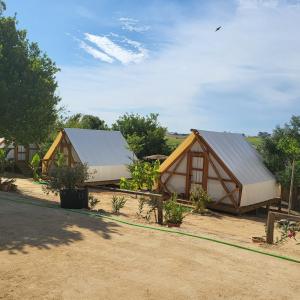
<box><xmin>119</xmin><ymin>17</ymin><xmax>150</xmax><ymax>33</ymax></box>
<box><xmin>79</xmin><ymin>40</ymin><xmax>114</xmax><ymax>63</ymax></box>
<box><xmin>84</xmin><ymin>33</ymin><xmax>148</xmax><ymax>64</ymax></box>
<box><xmin>60</xmin><ymin>1</ymin><xmax>300</xmax><ymax>134</ymax></box>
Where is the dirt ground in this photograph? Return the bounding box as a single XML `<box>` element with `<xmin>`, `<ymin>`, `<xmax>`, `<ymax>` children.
<box><xmin>0</xmin><ymin>178</ymin><xmax>300</xmax><ymax>299</ymax></box>
<box><xmin>13</xmin><ymin>177</ymin><xmax>300</xmax><ymax>259</ymax></box>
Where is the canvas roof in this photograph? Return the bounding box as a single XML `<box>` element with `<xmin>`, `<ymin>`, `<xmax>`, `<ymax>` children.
<box><xmin>64</xmin><ymin>128</ymin><xmax>134</xmax><ymax>166</ymax></box>
<box><xmin>198</xmin><ymin>130</ymin><xmax>275</xmax><ymax>185</ymax></box>
<box><xmin>160</xmin><ymin>130</ymin><xmax>275</xmax><ymax>186</ymax></box>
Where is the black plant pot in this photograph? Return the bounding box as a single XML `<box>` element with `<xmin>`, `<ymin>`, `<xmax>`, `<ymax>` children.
<box><xmin>59</xmin><ymin>188</ymin><xmax>88</xmax><ymax>209</ymax></box>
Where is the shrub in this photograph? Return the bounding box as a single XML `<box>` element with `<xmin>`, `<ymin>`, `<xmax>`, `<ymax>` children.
<box><xmin>189</xmin><ymin>186</ymin><xmax>211</xmax><ymax>214</ymax></box>
<box><xmin>112</xmin><ymin>195</ymin><xmax>127</xmax><ymax>214</ymax></box>
<box><xmin>0</xmin><ymin>148</ymin><xmax>7</xmax><ymax>175</ymax></box>
<box><xmin>30</xmin><ymin>153</ymin><xmax>41</xmax><ymax>181</ymax></box>
<box><xmin>120</xmin><ymin>159</ymin><xmax>160</xmax><ymax>191</ymax></box>
<box><xmin>44</xmin><ymin>163</ymin><xmax>89</xmax><ymax>195</ymax></box>
<box><xmin>89</xmin><ymin>195</ymin><xmax>100</xmax><ymax>210</ymax></box>
<box><xmin>164</xmin><ymin>193</ymin><xmax>187</xmax><ymax>225</ymax></box>
<box><xmin>136</xmin><ymin>196</ymin><xmax>158</xmax><ymax>222</ymax></box>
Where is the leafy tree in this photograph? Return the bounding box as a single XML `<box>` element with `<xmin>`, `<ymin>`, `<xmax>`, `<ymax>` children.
<box><xmin>258</xmin><ymin>131</ymin><xmax>270</xmax><ymax>138</ymax></box>
<box><xmin>0</xmin><ymin>3</ymin><xmax>60</xmax><ymax>145</ymax></box>
<box><xmin>259</xmin><ymin>115</ymin><xmax>300</xmax><ymax>210</ymax></box>
<box><xmin>112</xmin><ymin>113</ymin><xmax>170</xmax><ymax>158</ymax></box>
<box><xmin>120</xmin><ymin>160</ymin><xmax>160</xmax><ymax>191</ymax></box>
<box><xmin>0</xmin><ymin>1</ymin><xmax>6</xmax><ymax>14</ymax></box>
<box><xmin>64</xmin><ymin>114</ymin><xmax>108</xmax><ymax>130</ymax></box>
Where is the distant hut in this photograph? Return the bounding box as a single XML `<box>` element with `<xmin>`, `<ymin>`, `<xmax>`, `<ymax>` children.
<box><xmin>158</xmin><ymin>129</ymin><xmax>280</xmax><ymax>214</ymax></box>
<box><xmin>0</xmin><ymin>138</ymin><xmax>38</xmax><ymax>175</ymax></box>
<box><xmin>42</xmin><ymin>128</ymin><xmax>135</xmax><ymax>184</ymax></box>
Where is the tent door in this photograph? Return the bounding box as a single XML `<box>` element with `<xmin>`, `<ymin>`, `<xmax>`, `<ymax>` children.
<box><xmin>186</xmin><ymin>151</ymin><xmax>208</xmax><ymax>197</ymax></box>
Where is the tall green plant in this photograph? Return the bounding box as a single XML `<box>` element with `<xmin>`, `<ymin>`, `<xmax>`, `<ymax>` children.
<box><xmin>164</xmin><ymin>194</ymin><xmax>187</xmax><ymax>225</ymax></box>
<box><xmin>0</xmin><ymin>148</ymin><xmax>7</xmax><ymax>175</ymax></box>
<box><xmin>30</xmin><ymin>153</ymin><xmax>41</xmax><ymax>181</ymax></box>
<box><xmin>189</xmin><ymin>186</ymin><xmax>211</xmax><ymax>214</ymax></box>
<box><xmin>120</xmin><ymin>160</ymin><xmax>160</xmax><ymax>191</ymax></box>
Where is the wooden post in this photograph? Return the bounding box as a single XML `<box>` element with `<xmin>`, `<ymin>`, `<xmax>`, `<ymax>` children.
<box><xmin>278</xmin><ymin>198</ymin><xmax>282</xmax><ymax>212</ymax></box>
<box><xmin>157</xmin><ymin>197</ymin><xmax>163</xmax><ymax>225</ymax></box>
<box><xmin>288</xmin><ymin>159</ymin><xmax>295</xmax><ymax>214</ymax></box>
<box><xmin>266</xmin><ymin>211</ymin><xmax>275</xmax><ymax>244</ymax></box>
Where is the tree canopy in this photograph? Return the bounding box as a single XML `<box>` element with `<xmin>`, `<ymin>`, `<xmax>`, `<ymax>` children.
<box><xmin>64</xmin><ymin>114</ymin><xmax>109</xmax><ymax>130</ymax></box>
<box><xmin>112</xmin><ymin>113</ymin><xmax>171</xmax><ymax>158</ymax></box>
<box><xmin>0</xmin><ymin>3</ymin><xmax>60</xmax><ymax>144</ymax></box>
<box><xmin>259</xmin><ymin>115</ymin><xmax>300</xmax><ymax>188</ymax></box>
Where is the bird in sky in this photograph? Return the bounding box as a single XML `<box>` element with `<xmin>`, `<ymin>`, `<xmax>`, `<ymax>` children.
<box><xmin>215</xmin><ymin>26</ymin><xmax>222</xmax><ymax>32</ymax></box>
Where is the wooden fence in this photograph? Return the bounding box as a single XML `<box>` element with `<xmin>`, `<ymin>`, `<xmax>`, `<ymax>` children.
<box><xmin>266</xmin><ymin>211</ymin><xmax>300</xmax><ymax>244</ymax></box>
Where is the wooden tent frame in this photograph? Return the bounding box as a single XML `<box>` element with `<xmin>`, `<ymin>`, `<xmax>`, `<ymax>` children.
<box><xmin>42</xmin><ymin>130</ymin><xmax>76</xmax><ymax>174</ymax></box>
<box><xmin>159</xmin><ymin>129</ymin><xmax>280</xmax><ymax>214</ymax></box>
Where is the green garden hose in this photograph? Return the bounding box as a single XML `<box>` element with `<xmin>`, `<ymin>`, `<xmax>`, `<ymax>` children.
<box><xmin>1</xmin><ymin>196</ymin><xmax>300</xmax><ymax>264</ymax></box>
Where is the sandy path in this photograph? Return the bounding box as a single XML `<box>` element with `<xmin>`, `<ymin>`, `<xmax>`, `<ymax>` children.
<box><xmin>12</xmin><ymin>177</ymin><xmax>300</xmax><ymax>259</ymax></box>
<box><xmin>0</xmin><ymin>194</ymin><xmax>300</xmax><ymax>300</ymax></box>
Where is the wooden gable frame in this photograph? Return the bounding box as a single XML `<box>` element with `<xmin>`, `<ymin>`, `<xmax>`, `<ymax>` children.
<box><xmin>159</xmin><ymin>129</ymin><xmax>243</xmax><ymax>208</ymax></box>
<box><xmin>42</xmin><ymin>130</ymin><xmax>76</xmax><ymax>174</ymax></box>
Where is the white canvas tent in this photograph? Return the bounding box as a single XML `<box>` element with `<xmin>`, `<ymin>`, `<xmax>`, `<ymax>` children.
<box><xmin>159</xmin><ymin>129</ymin><xmax>280</xmax><ymax>213</ymax></box>
<box><xmin>42</xmin><ymin>128</ymin><xmax>135</xmax><ymax>183</ymax></box>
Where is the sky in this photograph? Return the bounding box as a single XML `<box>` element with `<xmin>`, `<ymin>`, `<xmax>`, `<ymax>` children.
<box><xmin>5</xmin><ymin>0</ymin><xmax>300</xmax><ymax>135</ymax></box>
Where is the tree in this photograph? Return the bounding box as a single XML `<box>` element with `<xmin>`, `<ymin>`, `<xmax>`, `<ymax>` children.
<box><xmin>64</xmin><ymin>114</ymin><xmax>108</xmax><ymax>130</ymax></box>
<box><xmin>0</xmin><ymin>1</ymin><xmax>6</xmax><ymax>14</ymax></box>
<box><xmin>277</xmin><ymin>136</ymin><xmax>300</xmax><ymax>213</ymax></box>
<box><xmin>0</xmin><ymin>3</ymin><xmax>60</xmax><ymax>145</ymax></box>
<box><xmin>112</xmin><ymin>113</ymin><xmax>170</xmax><ymax>158</ymax></box>
<box><xmin>259</xmin><ymin>116</ymin><xmax>300</xmax><ymax>211</ymax></box>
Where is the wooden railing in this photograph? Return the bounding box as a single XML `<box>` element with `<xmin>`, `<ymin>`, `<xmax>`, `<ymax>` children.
<box><xmin>266</xmin><ymin>211</ymin><xmax>300</xmax><ymax>244</ymax></box>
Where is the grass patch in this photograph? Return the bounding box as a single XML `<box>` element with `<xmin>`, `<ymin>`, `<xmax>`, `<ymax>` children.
<box><xmin>246</xmin><ymin>136</ymin><xmax>262</xmax><ymax>148</ymax></box>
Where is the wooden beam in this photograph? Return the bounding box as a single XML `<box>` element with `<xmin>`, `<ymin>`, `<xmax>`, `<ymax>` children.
<box><xmin>185</xmin><ymin>151</ymin><xmax>192</xmax><ymax>197</ymax></box>
<box><xmin>216</xmin><ymin>188</ymin><xmax>239</xmax><ymax>204</ymax></box>
<box><xmin>202</xmin><ymin>152</ymin><xmax>208</xmax><ymax>191</ymax></box>
<box><xmin>164</xmin><ymin>171</ymin><xmax>187</xmax><ymax>176</ymax></box>
<box><xmin>208</xmin><ymin>176</ymin><xmax>235</xmax><ymax>183</ymax></box>
<box><xmin>192</xmin><ymin>167</ymin><xmax>203</xmax><ymax>171</ymax></box>
<box><xmin>208</xmin><ymin>155</ymin><xmax>238</xmax><ymax>208</ymax></box>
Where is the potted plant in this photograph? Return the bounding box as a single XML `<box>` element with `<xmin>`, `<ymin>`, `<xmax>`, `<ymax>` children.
<box><xmin>164</xmin><ymin>193</ymin><xmax>186</xmax><ymax>227</ymax></box>
<box><xmin>44</xmin><ymin>163</ymin><xmax>90</xmax><ymax>209</ymax></box>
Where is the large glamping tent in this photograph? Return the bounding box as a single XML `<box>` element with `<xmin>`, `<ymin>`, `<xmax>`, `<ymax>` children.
<box><xmin>159</xmin><ymin>129</ymin><xmax>280</xmax><ymax>213</ymax></box>
<box><xmin>42</xmin><ymin>128</ymin><xmax>135</xmax><ymax>184</ymax></box>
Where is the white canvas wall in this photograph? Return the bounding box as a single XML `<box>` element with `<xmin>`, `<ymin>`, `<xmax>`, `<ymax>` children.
<box><xmin>87</xmin><ymin>165</ymin><xmax>131</xmax><ymax>183</ymax></box>
<box><xmin>241</xmin><ymin>180</ymin><xmax>280</xmax><ymax>206</ymax></box>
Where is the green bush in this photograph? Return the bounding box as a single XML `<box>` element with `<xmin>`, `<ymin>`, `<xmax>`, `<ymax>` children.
<box><xmin>120</xmin><ymin>159</ymin><xmax>160</xmax><ymax>191</ymax></box>
<box><xmin>30</xmin><ymin>153</ymin><xmax>41</xmax><ymax>181</ymax></box>
<box><xmin>112</xmin><ymin>195</ymin><xmax>127</xmax><ymax>214</ymax></box>
<box><xmin>164</xmin><ymin>194</ymin><xmax>186</xmax><ymax>225</ymax></box>
<box><xmin>189</xmin><ymin>186</ymin><xmax>211</xmax><ymax>214</ymax></box>
<box><xmin>0</xmin><ymin>148</ymin><xmax>7</xmax><ymax>175</ymax></box>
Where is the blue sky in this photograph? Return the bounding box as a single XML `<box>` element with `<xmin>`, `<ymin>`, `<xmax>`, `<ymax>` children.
<box><xmin>5</xmin><ymin>0</ymin><xmax>300</xmax><ymax>134</ymax></box>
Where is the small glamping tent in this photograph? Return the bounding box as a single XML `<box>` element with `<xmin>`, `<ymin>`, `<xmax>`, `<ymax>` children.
<box><xmin>159</xmin><ymin>129</ymin><xmax>280</xmax><ymax>213</ymax></box>
<box><xmin>42</xmin><ymin>128</ymin><xmax>135</xmax><ymax>184</ymax></box>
